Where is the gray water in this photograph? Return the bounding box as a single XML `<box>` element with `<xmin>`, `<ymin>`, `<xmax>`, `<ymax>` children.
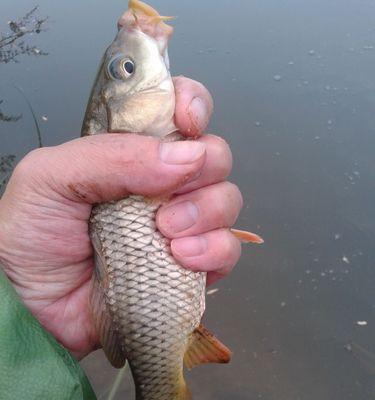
<box><xmin>1</xmin><ymin>1</ymin><xmax>374</xmax><ymax>399</ymax></box>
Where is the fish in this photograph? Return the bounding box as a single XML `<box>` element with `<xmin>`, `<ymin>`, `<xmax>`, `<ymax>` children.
<box><xmin>81</xmin><ymin>1</ymin><xmax>263</xmax><ymax>398</ymax></box>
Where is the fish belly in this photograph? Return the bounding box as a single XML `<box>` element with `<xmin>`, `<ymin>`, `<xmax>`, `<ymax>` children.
<box><xmin>90</xmin><ymin>195</ymin><xmax>206</xmax><ymax>399</ymax></box>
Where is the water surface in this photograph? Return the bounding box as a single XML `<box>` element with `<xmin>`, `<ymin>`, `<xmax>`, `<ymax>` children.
<box><xmin>1</xmin><ymin>1</ymin><xmax>374</xmax><ymax>399</ymax></box>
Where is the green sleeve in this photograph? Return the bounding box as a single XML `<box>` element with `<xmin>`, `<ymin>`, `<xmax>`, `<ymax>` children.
<box><xmin>0</xmin><ymin>268</ymin><xmax>97</xmax><ymax>400</ymax></box>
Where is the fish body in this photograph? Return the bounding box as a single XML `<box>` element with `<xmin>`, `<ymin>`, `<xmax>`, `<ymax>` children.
<box><xmin>90</xmin><ymin>196</ymin><xmax>206</xmax><ymax>399</ymax></box>
<box><xmin>82</xmin><ymin>1</ymin><xmax>231</xmax><ymax>399</ymax></box>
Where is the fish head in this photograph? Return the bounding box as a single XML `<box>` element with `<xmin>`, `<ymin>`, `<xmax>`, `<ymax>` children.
<box><xmin>103</xmin><ymin>28</ymin><xmax>168</xmax><ymax>98</ymax></box>
<box><xmin>96</xmin><ymin>0</ymin><xmax>176</xmax><ymax>136</ymax></box>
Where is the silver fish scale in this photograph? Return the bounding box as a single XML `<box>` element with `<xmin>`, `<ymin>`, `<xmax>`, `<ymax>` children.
<box><xmin>91</xmin><ymin>195</ymin><xmax>206</xmax><ymax>399</ymax></box>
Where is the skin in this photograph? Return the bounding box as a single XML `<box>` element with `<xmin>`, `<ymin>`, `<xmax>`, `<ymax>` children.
<box><xmin>0</xmin><ymin>77</ymin><xmax>243</xmax><ymax>360</ymax></box>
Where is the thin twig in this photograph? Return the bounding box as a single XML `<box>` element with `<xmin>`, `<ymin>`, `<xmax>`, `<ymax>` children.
<box><xmin>0</xmin><ymin>155</ymin><xmax>15</xmax><ymax>194</ymax></box>
<box><xmin>107</xmin><ymin>362</ymin><xmax>129</xmax><ymax>400</ymax></box>
<box><xmin>14</xmin><ymin>85</ymin><xmax>43</xmax><ymax>148</ymax></box>
<box><xmin>0</xmin><ymin>6</ymin><xmax>48</xmax><ymax>63</ymax></box>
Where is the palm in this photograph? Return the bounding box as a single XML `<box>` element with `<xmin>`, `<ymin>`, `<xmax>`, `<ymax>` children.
<box><xmin>1</xmin><ymin>194</ymin><xmax>98</xmax><ymax>359</ymax></box>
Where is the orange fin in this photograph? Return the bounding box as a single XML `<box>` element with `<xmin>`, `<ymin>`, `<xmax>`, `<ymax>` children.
<box><xmin>150</xmin><ymin>15</ymin><xmax>176</xmax><ymax>23</ymax></box>
<box><xmin>128</xmin><ymin>0</ymin><xmax>160</xmax><ymax>17</ymax></box>
<box><xmin>128</xmin><ymin>0</ymin><xmax>175</xmax><ymax>22</ymax></box>
<box><xmin>231</xmin><ymin>228</ymin><xmax>264</xmax><ymax>244</ymax></box>
<box><xmin>184</xmin><ymin>325</ymin><xmax>232</xmax><ymax>370</ymax></box>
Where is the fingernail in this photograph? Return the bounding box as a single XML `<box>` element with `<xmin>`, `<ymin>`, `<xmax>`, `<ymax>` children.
<box><xmin>172</xmin><ymin>235</ymin><xmax>207</xmax><ymax>257</ymax></box>
<box><xmin>159</xmin><ymin>201</ymin><xmax>199</xmax><ymax>234</ymax></box>
<box><xmin>188</xmin><ymin>97</ymin><xmax>208</xmax><ymax>133</ymax></box>
<box><xmin>159</xmin><ymin>141</ymin><xmax>206</xmax><ymax>165</ymax></box>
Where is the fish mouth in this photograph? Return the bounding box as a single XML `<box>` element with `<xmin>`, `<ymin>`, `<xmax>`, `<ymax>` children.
<box><xmin>118</xmin><ymin>0</ymin><xmax>174</xmax><ymax>41</ymax></box>
<box><xmin>128</xmin><ymin>0</ymin><xmax>174</xmax><ymax>23</ymax></box>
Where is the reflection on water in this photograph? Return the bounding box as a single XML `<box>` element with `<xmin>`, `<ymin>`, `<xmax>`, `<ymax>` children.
<box><xmin>0</xmin><ymin>6</ymin><xmax>48</xmax><ymax>64</ymax></box>
<box><xmin>0</xmin><ymin>99</ymin><xmax>21</xmax><ymax>122</ymax></box>
<box><xmin>0</xmin><ymin>6</ymin><xmax>48</xmax><ymax>192</ymax></box>
<box><xmin>0</xmin><ymin>155</ymin><xmax>15</xmax><ymax>193</ymax></box>
<box><xmin>0</xmin><ymin>5</ymin><xmax>48</xmax><ymax>118</ymax></box>
<box><xmin>1</xmin><ymin>0</ymin><xmax>375</xmax><ymax>399</ymax></box>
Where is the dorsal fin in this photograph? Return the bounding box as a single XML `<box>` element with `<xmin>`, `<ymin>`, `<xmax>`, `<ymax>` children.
<box><xmin>184</xmin><ymin>325</ymin><xmax>231</xmax><ymax>370</ymax></box>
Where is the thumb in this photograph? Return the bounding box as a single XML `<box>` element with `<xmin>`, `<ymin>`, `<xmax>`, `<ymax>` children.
<box><xmin>10</xmin><ymin>134</ymin><xmax>206</xmax><ymax>204</ymax></box>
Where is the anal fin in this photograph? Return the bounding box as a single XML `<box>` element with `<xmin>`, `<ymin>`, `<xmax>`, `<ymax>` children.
<box><xmin>184</xmin><ymin>325</ymin><xmax>231</xmax><ymax>370</ymax></box>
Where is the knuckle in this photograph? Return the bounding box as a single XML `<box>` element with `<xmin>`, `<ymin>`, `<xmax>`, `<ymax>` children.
<box><xmin>213</xmin><ymin>269</ymin><xmax>229</xmax><ymax>280</ymax></box>
<box><xmin>179</xmin><ymin>257</ymin><xmax>201</xmax><ymax>272</ymax></box>
<box><xmin>187</xmin><ymin>78</ymin><xmax>208</xmax><ymax>94</ymax></box>
<box><xmin>208</xmin><ymin>134</ymin><xmax>229</xmax><ymax>151</ymax></box>
<box><xmin>175</xmin><ymin>77</ymin><xmax>213</xmax><ymax>108</ymax></box>
<box><xmin>207</xmin><ymin>188</ymin><xmax>228</xmax><ymax>222</ymax></box>
<box><xmin>227</xmin><ymin>182</ymin><xmax>244</xmax><ymax>211</ymax></box>
<box><xmin>196</xmin><ymin>82</ymin><xmax>213</xmax><ymax>107</ymax></box>
<box><xmin>214</xmin><ymin>204</ymin><xmax>227</xmax><ymax>226</ymax></box>
<box><xmin>211</xmin><ymin>136</ymin><xmax>233</xmax><ymax>176</ymax></box>
<box><xmin>219</xmin><ymin>230</ymin><xmax>237</xmax><ymax>261</ymax></box>
<box><xmin>210</xmin><ymin>183</ymin><xmax>243</xmax><ymax>225</ymax></box>
<box><xmin>13</xmin><ymin>148</ymin><xmax>50</xmax><ymax>181</ymax></box>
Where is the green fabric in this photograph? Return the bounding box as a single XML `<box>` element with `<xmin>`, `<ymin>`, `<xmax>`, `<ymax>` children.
<box><xmin>0</xmin><ymin>268</ymin><xmax>97</xmax><ymax>400</ymax></box>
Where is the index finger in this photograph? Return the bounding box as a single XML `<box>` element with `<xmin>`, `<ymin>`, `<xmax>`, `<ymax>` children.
<box><xmin>173</xmin><ymin>76</ymin><xmax>214</xmax><ymax>138</ymax></box>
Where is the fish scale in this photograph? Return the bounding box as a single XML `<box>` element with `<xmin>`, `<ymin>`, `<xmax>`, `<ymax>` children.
<box><xmin>91</xmin><ymin>195</ymin><xmax>206</xmax><ymax>399</ymax></box>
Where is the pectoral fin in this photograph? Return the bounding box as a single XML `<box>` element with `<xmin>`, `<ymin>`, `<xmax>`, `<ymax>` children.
<box><xmin>231</xmin><ymin>229</ymin><xmax>264</xmax><ymax>244</ymax></box>
<box><xmin>184</xmin><ymin>325</ymin><xmax>232</xmax><ymax>370</ymax></box>
<box><xmin>90</xmin><ymin>231</ymin><xmax>127</xmax><ymax>368</ymax></box>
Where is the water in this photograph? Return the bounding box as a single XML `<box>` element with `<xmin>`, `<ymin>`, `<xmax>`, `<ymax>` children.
<box><xmin>1</xmin><ymin>0</ymin><xmax>374</xmax><ymax>399</ymax></box>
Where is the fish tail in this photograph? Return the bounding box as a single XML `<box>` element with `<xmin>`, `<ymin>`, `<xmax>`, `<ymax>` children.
<box><xmin>134</xmin><ymin>371</ymin><xmax>192</xmax><ymax>400</ymax></box>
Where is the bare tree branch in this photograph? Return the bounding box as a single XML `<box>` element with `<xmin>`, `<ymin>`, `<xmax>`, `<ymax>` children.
<box><xmin>0</xmin><ymin>6</ymin><xmax>48</xmax><ymax>122</ymax></box>
<box><xmin>0</xmin><ymin>155</ymin><xmax>15</xmax><ymax>194</ymax></box>
<box><xmin>0</xmin><ymin>100</ymin><xmax>21</xmax><ymax>122</ymax></box>
<box><xmin>0</xmin><ymin>6</ymin><xmax>49</xmax><ymax>192</ymax></box>
<box><xmin>0</xmin><ymin>6</ymin><xmax>48</xmax><ymax>64</ymax></box>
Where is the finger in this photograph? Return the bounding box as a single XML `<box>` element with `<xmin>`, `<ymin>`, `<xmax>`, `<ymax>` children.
<box><xmin>176</xmin><ymin>134</ymin><xmax>233</xmax><ymax>194</ymax></box>
<box><xmin>11</xmin><ymin>134</ymin><xmax>206</xmax><ymax>204</ymax></box>
<box><xmin>171</xmin><ymin>228</ymin><xmax>241</xmax><ymax>277</ymax></box>
<box><xmin>173</xmin><ymin>76</ymin><xmax>214</xmax><ymax>138</ymax></box>
<box><xmin>157</xmin><ymin>182</ymin><xmax>243</xmax><ymax>238</ymax></box>
<box><xmin>206</xmin><ymin>270</ymin><xmax>230</xmax><ymax>287</ymax></box>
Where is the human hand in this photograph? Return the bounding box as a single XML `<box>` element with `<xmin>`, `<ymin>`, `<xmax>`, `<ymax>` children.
<box><xmin>0</xmin><ymin>77</ymin><xmax>243</xmax><ymax>360</ymax></box>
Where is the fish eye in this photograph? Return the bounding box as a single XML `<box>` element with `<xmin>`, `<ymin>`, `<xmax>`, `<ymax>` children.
<box><xmin>107</xmin><ymin>56</ymin><xmax>135</xmax><ymax>80</ymax></box>
<box><xmin>123</xmin><ymin>60</ymin><xmax>135</xmax><ymax>76</ymax></box>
